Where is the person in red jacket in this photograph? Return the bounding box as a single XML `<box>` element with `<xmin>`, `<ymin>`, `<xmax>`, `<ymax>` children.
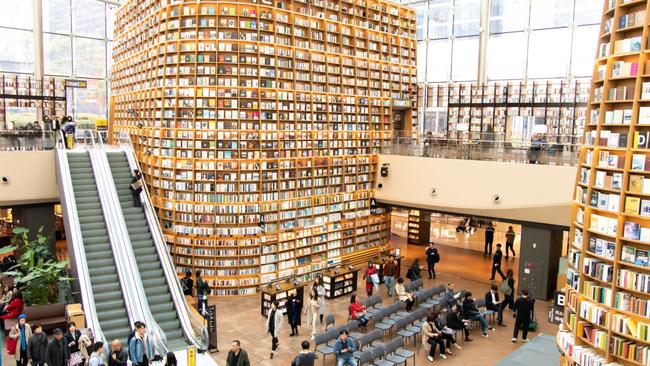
<box><xmin>362</xmin><ymin>262</ymin><xmax>378</xmax><ymax>296</ymax></box>
<box><xmin>348</xmin><ymin>294</ymin><xmax>369</xmax><ymax>328</ymax></box>
<box><xmin>1</xmin><ymin>292</ymin><xmax>24</xmax><ymax>332</ymax></box>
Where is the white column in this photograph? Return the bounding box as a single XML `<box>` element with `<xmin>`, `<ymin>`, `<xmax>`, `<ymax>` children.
<box><xmin>477</xmin><ymin>0</ymin><xmax>490</xmax><ymax>84</ymax></box>
<box><xmin>33</xmin><ymin>0</ymin><xmax>45</xmax><ymax>121</ymax></box>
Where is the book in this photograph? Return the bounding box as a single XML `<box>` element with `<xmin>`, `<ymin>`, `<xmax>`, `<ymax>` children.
<box><xmin>641</xmin><ymin>199</ymin><xmax>650</xmax><ymax>217</ymax></box>
<box><xmin>612</xmin><ymin>173</ymin><xmax>623</xmax><ymax>190</ymax></box>
<box><xmin>643</xmin><ymin>82</ymin><xmax>650</xmax><ymax>100</ymax></box>
<box><xmin>608</xmin><ymin>194</ymin><xmax>620</xmax><ymax>212</ymax></box>
<box><xmin>598</xmin><ymin>193</ymin><xmax>609</xmax><ymax>210</ymax></box>
<box><xmin>624</xmin><ymin>221</ymin><xmax>641</xmax><ymax>240</ymax></box>
<box><xmin>632</xmin><ymin>154</ymin><xmax>646</xmax><ymax>170</ymax></box>
<box><xmin>641</xmin><ymin>228</ymin><xmax>650</xmax><ymax>242</ymax></box>
<box><xmin>595</xmin><ymin>171</ymin><xmax>606</xmax><ymax>187</ymax></box>
<box><xmin>639</xmin><ymin>107</ymin><xmax>650</xmax><ymax>125</ymax></box>
<box><xmin>636</xmin><ymin>249</ymin><xmax>649</xmax><ymax>266</ymax></box>
<box><xmin>634</xmin><ymin>131</ymin><xmax>650</xmax><ymax>149</ymax></box>
<box><xmin>644</xmin><ymin>178</ymin><xmax>650</xmax><ymax>194</ymax></box>
<box><xmin>622</xmin><ymin>245</ymin><xmax>637</xmax><ymax>263</ymax></box>
<box><xmin>625</xmin><ymin>196</ymin><xmax>641</xmax><ymax>215</ymax></box>
<box><xmin>630</xmin><ymin>175</ymin><xmax>644</xmax><ymax>193</ymax></box>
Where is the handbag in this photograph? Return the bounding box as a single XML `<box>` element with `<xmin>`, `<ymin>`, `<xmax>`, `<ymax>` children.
<box><xmin>68</xmin><ymin>351</ymin><xmax>83</xmax><ymax>366</ymax></box>
<box><xmin>370</xmin><ymin>273</ymin><xmax>380</xmax><ymax>285</ymax></box>
<box><xmin>499</xmin><ymin>280</ymin><xmax>512</xmax><ymax>296</ymax></box>
<box><xmin>442</xmin><ymin>327</ymin><xmax>455</xmax><ymax>336</ymax></box>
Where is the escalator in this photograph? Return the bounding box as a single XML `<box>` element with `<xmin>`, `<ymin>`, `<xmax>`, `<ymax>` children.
<box><xmin>65</xmin><ymin>152</ymin><xmax>131</xmax><ymax>344</ymax></box>
<box><xmin>106</xmin><ymin>152</ymin><xmax>188</xmax><ymax>351</ymax></box>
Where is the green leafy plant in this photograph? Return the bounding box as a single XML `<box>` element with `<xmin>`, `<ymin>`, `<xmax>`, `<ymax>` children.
<box><xmin>3</xmin><ymin>226</ymin><xmax>73</xmax><ymax>306</ymax></box>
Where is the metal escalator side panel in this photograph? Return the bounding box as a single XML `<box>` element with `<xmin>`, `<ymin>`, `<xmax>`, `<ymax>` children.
<box><xmin>119</xmin><ymin>146</ymin><xmax>209</xmax><ymax>351</ymax></box>
<box><xmin>55</xmin><ymin>149</ymin><xmax>107</xmax><ymax>346</ymax></box>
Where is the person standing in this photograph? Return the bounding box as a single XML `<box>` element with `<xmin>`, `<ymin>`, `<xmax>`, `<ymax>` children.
<box><xmin>333</xmin><ymin>331</ymin><xmax>357</xmax><ymax>366</ymax></box>
<box><xmin>45</xmin><ymin>328</ymin><xmax>69</xmax><ymax>366</ymax></box>
<box><xmin>512</xmin><ymin>289</ymin><xmax>534</xmax><ymax>343</ymax></box>
<box><xmin>108</xmin><ymin>340</ymin><xmax>128</xmax><ymax>366</ymax></box>
<box><xmin>425</xmin><ymin>242</ymin><xmax>439</xmax><ymax>279</ymax></box>
<box><xmin>505</xmin><ymin>226</ymin><xmax>516</xmax><ymax>258</ymax></box>
<box><xmin>462</xmin><ymin>292</ymin><xmax>493</xmax><ymax>337</ymax></box>
<box><xmin>485</xmin><ymin>285</ymin><xmax>506</xmax><ymax>327</ymax></box>
<box><xmin>9</xmin><ymin>314</ymin><xmax>32</xmax><ymax>366</ymax></box>
<box><xmin>362</xmin><ymin>262</ymin><xmax>378</xmax><ymax>296</ymax></box>
<box><xmin>446</xmin><ymin>303</ymin><xmax>472</xmax><ymax>342</ymax></box>
<box><xmin>181</xmin><ymin>270</ymin><xmax>194</xmax><ymax>296</ymax></box>
<box><xmin>128</xmin><ymin>322</ymin><xmax>153</xmax><ymax>366</ymax></box>
<box><xmin>286</xmin><ymin>289</ymin><xmax>302</xmax><ymax>337</ymax></box>
<box><xmin>313</xmin><ymin>276</ymin><xmax>327</xmax><ymax>323</ymax></box>
<box><xmin>130</xmin><ymin>170</ymin><xmax>144</xmax><ymax>207</ymax></box>
<box><xmin>502</xmin><ymin>269</ymin><xmax>516</xmax><ymax>311</ymax></box>
<box><xmin>484</xmin><ymin>222</ymin><xmax>495</xmax><ymax>256</ymax></box>
<box><xmin>421</xmin><ymin>314</ymin><xmax>446</xmax><ymax>362</ymax></box>
<box><xmin>88</xmin><ymin>342</ymin><xmax>105</xmax><ymax>366</ymax></box>
<box><xmin>65</xmin><ymin>321</ymin><xmax>84</xmax><ymax>366</ymax></box>
<box><xmin>196</xmin><ymin>270</ymin><xmax>210</xmax><ymax>316</ymax></box>
<box><xmin>383</xmin><ymin>255</ymin><xmax>399</xmax><ymax>296</ymax></box>
<box><xmin>291</xmin><ymin>340</ymin><xmax>318</xmax><ymax>366</ymax></box>
<box><xmin>348</xmin><ymin>294</ymin><xmax>369</xmax><ymax>328</ymax></box>
<box><xmin>303</xmin><ymin>288</ymin><xmax>321</xmax><ymax>340</ymax></box>
<box><xmin>266</xmin><ymin>301</ymin><xmax>282</xmax><ymax>359</ymax></box>
<box><xmin>226</xmin><ymin>340</ymin><xmax>250</xmax><ymax>366</ymax></box>
<box><xmin>395</xmin><ymin>277</ymin><xmax>415</xmax><ymax>312</ymax></box>
<box><xmin>27</xmin><ymin>323</ymin><xmax>48</xmax><ymax>366</ymax></box>
<box><xmin>490</xmin><ymin>244</ymin><xmax>506</xmax><ymax>281</ymax></box>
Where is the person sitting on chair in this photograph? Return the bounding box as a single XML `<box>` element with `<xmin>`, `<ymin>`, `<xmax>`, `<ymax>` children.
<box><xmin>332</xmin><ymin>330</ymin><xmax>357</xmax><ymax>366</ymax></box>
<box><xmin>348</xmin><ymin>294</ymin><xmax>369</xmax><ymax>328</ymax></box>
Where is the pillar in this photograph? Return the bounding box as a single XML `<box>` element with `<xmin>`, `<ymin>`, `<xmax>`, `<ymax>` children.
<box><xmin>517</xmin><ymin>225</ymin><xmax>564</xmax><ymax>300</ymax></box>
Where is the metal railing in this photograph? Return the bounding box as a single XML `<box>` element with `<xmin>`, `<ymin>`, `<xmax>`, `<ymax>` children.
<box><xmin>0</xmin><ymin>130</ymin><xmax>56</xmax><ymax>151</ymax></box>
<box><xmin>382</xmin><ymin>132</ymin><xmax>583</xmax><ymax>166</ymax></box>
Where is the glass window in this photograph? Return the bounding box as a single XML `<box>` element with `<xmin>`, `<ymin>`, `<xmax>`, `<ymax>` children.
<box><xmin>489</xmin><ymin>0</ymin><xmax>529</xmax><ymax>34</ymax></box>
<box><xmin>74</xmin><ymin>37</ymin><xmax>106</xmax><ymax>78</ymax></box>
<box><xmin>453</xmin><ymin>0</ymin><xmax>481</xmax><ymax>37</ymax></box>
<box><xmin>530</xmin><ymin>0</ymin><xmax>571</xmax><ymax>29</ymax></box>
<box><xmin>452</xmin><ymin>36</ymin><xmax>479</xmax><ymax>81</ymax></box>
<box><xmin>426</xmin><ymin>39</ymin><xmax>451</xmax><ymax>82</ymax></box>
<box><xmin>417</xmin><ymin>41</ymin><xmax>427</xmax><ymax>82</ymax></box>
<box><xmin>415</xmin><ymin>4</ymin><xmax>428</xmax><ymax>41</ymax></box>
<box><xmin>574</xmin><ymin>0</ymin><xmax>603</xmax><ymax>26</ymax></box>
<box><xmin>0</xmin><ymin>28</ymin><xmax>34</xmax><ymax>73</ymax></box>
<box><xmin>0</xmin><ymin>0</ymin><xmax>33</xmax><ymax>30</ymax></box>
<box><xmin>571</xmin><ymin>25</ymin><xmax>599</xmax><ymax>78</ymax></box>
<box><xmin>43</xmin><ymin>0</ymin><xmax>72</xmax><ymax>34</ymax></box>
<box><xmin>107</xmin><ymin>4</ymin><xmax>117</xmax><ymax>40</ymax></box>
<box><xmin>44</xmin><ymin>33</ymin><xmax>72</xmax><ymax>76</ymax></box>
<box><xmin>488</xmin><ymin>32</ymin><xmax>527</xmax><ymax>80</ymax></box>
<box><xmin>527</xmin><ymin>28</ymin><xmax>571</xmax><ymax>79</ymax></box>
<box><xmin>73</xmin><ymin>0</ymin><xmax>106</xmax><ymax>38</ymax></box>
<box><xmin>428</xmin><ymin>0</ymin><xmax>452</xmax><ymax>39</ymax></box>
<box><xmin>70</xmin><ymin>79</ymin><xmax>107</xmax><ymax>129</ymax></box>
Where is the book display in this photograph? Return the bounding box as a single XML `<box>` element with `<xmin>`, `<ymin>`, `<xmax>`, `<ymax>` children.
<box><xmin>0</xmin><ymin>74</ymin><xmax>66</xmax><ymax>129</ymax></box>
<box><xmin>111</xmin><ymin>0</ymin><xmax>417</xmax><ymax>296</ymax></box>
<box><xmin>561</xmin><ymin>1</ymin><xmax>650</xmax><ymax>365</ymax></box>
<box><xmin>259</xmin><ymin>280</ymin><xmax>307</xmax><ymax>317</ymax></box>
<box><xmin>321</xmin><ymin>266</ymin><xmax>358</xmax><ymax>299</ymax></box>
<box><xmin>406</xmin><ymin>209</ymin><xmax>429</xmax><ymax>245</ymax></box>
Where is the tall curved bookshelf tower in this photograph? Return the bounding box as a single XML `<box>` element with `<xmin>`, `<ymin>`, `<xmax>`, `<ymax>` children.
<box><xmin>559</xmin><ymin>0</ymin><xmax>650</xmax><ymax>364</ymax></box>
<box><xmin>110</xmin><ymin>0</ymin><xmax>417</xmax><ymax>296</ymax></box>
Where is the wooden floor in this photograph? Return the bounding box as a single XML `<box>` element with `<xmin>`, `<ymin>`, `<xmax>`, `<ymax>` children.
<box><xmin>209</xmin><ymin>236</ymin><xmax>557</xmax><ymax>366</ymax></box>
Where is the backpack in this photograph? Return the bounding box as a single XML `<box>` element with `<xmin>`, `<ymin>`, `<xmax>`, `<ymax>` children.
<box><xmin>499</xmin><ymin>280</ymin><xmax>512</xmax><ymax>296</ymax></box>
<box><xmin>433</xmin><ymin>252</ymin><xmax>440</xmax><ymax>263</ymax></box>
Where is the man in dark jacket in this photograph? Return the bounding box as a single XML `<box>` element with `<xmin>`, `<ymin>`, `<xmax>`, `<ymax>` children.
<box><xmin>484</xmin><ymin>222</ymin><xmax>495</xmax><ymax>256</ymax></box>
<box><xmin>462</xmin><ymin>292</ymin><xmax>493</xmax><ymax>337</ymax></box>
<box><xmin>130</xmin><ymin>170</ymin><xmax>143</xmax><ymax>207</ymax></box>
<box><xmin>512</xmin><ymin>289</ymin><xmax>535</xmax><ymax>342</ymax></box>
<box><xmin>490</xmin><ymin>244</ymin><xmax>506</xmax><ymax>281</ymax></box>
<box><xmin>196</xmin><ymin>270</ymin><xmax>210</xmax><ymax>316</ymax></box>
<box><xmin>226</xmin><ymin>340</ymin><xmax>250</xmax><ymax>366</ymax></box>
<box><xmin>46</xmin><ymin>328</ymin><xmax>69</xmax><ymax>366</ymax></box>
<box><xmin>485</xmin><ymin>285</ymin><xmax>506</xmax><ymax>327</ymax></box>
<box><xmin>425</xmin><ymin>243</ymin><xmax>439</xmax><ymax>279</ymax></box>
<box><xmin>181</xmin><ymin>270</ymin><xmax>194</xmax><ymax>296</ymax></box>
<box><xmin>108</xmin><ymin>339</ymin><xmax>128</xmax><ymax>366</ymax></box>
<box><xmin>27</xmin><ymin>323</ymin><xmax>48</xmax><ymax>366</ymax></box>
<box><xmin>445</xmin><ymin>303</ymin><xmax>471</xmax><ymax>342</ymax></box>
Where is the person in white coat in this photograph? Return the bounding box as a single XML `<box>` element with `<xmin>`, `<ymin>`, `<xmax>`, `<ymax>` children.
<box><xmin>266</xmin><ymin>301</ymin><xmax>283</xmax><ymax>359</ymax></box>
<box><xmin>313</xmin><ymin>276</ymin><xmax>327</xmax><ymax>324</ymax></box>
<box><xmin>303</xmin><ymin>288</ymin><xmax>321</xmax><ymax>340</ymax></box>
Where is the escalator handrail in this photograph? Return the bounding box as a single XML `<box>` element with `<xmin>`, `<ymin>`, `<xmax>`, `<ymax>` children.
<box><xmin>54</xmin><ymin>131</ymin><xmax>107</xmax><ymax>347</ymax></box>
<box><xmin>88</xmin><ymin>142</ymin><xmax>169</xmax><ymax>357</ymax></box>
<box><xmin>118</xmin><ymin>135</ymin><xmax>209</xmax><ymax>351</ymax></box>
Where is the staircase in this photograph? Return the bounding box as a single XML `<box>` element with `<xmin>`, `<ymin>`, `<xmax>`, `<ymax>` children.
<box><xmin>66</xmin><ymin>152</ymin><xmax>131</xmax><ymax>344</ymax></box>
<box><xmin>106</xmin><ymin>152</ymin><xmax>187</xmax><ymax>351</ymax></box>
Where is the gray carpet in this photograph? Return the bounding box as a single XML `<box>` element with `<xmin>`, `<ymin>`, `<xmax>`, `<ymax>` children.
<box><xmin>495</xmin><ymin>333</ymin><xmax>560</xmax><ymax>366</ymax></box>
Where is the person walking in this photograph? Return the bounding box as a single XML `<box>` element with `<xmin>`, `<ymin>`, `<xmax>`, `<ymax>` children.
<box><xmin>27</xmin><ymin>323</ymin><xmax>48</xmax><ymax>366</ymax></box>
<box><xmin>181</xmin><ymin>270</ymin><xmax>194</xmax><ymax>296</ymax></box>
<box><xmin>286</xmin><ymin>289</ymin><xmax>302</xmax><ymax>337</ymax></box>
<box><xmin>383</xmin><ymin>255</ymin><xmax>399</xmax><ymax>296</ymax></box>
<box><xmin>362</xmin><ymin>262</ymin><xmax>378</xmax><ymax>296</ymax></box>
<box><xmin>433</xmin><ymin>312</ymin><xmax>461</xmax><ymax>353</ymax></box>
<box><xmin>484</xmin><ymin>222</ymin><xmax>495</xmax><ymax>256</ymax></box>
<box><xmin>128</xmin><ymin>322</ymin><xmax>153</xmax><ymax>366</ymax></box>
<box><xmin>226</xmin><ymin>340</ymin><xmax>250</xmax><ymax>366</ymax></box>
<box><xmin>348</xmin><ymin>294</ymin><xmax>369</xmax><ymax>328</ymax></box>
<box><xmin>88</xmin><ymin>342</ymin><xmax>105</xmax><ymax>366</ymax></box>
<box><xmin>512</xmin><ymin>289</ymin><xmax>535</xmax><ymax>343</ymax></box>
<box><xmin>9</xmin><ymin>314</ymin><xmax>32</xmax><ymax>366</ymax></box>
<box><xmin>130</xmin><ymin>170</ymin><xmax>144</xmax><ymax>207</ymax></box>
<box><xmin>304</xmin><ymin>288</ymin><xmax>321</xmax><ymax>340</ymax></box>
<box><xmin>266</xmin><ymin>301</ymin><xmax>282</xmax><ymax>359</ymax></box>
<box><xmin>291</xmin><ymin>340</ymin><xmax>318</xmax><ymax>366</ymax></box>
<box><xmin>45</xmin><ymin>328</ymin><xmax>69</xmax><ymax>366</ymax></box>
<box><xmin>462</xmin><ymin>292</ymin><xmax>493</xmax><ymax>337</ymax></box>
<box><xmin>490</xmin><ymin>244</ymin><xmax>506</xmax><ymax>281</ymax></box>
<box><xmin>505</xmin><ymin>226</ymin><xmax>516</xmax><ymax>258</ymax></box>
<box><xmin>332</xmin><ymin>330</ymin><xmax>357</xmax><ymax>366</ymax></box>
<box><xmin>446</xmin><ymin>303</ymin><xmax>472</xmax><ymax>342</ymax></box>
<box><xmin>65</xmin><ymin>321</ymin><xmax>84</xmax><ymax>366</ymax></box>
<box><xmin>425</xmin><ymin>243</ymin><xmax>440</xmax><ymax>279</ymax></box>
<box><xmin>313</xmin><ymin>276</ymin><xmax>327</xmax><ymax>323</ymax></box>
<box><xmin>395</xmin><ymin>277</ymin><xmax>415</xmax><ymax>312</ymax></box>
<box><xmin>485</xmin><ymin>284</ymin><xmax>506</xmax><ymax>327</ymax></box>
<box><xmin>421</xmin><ymin>314</ymin><xmax>446</xmax><ymax>362</ymax></box>
<box><xmin>108</xmin><ymin>340</ymin><xmax>128</xmax><ymax>366</ymax></box>
<box><xmin>502</xmin><ymin>269</ymin><xmax>516</xmax><ymax>311</ymax></box>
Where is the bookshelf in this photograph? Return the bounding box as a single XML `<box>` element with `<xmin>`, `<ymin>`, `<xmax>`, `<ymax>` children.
<box><xmin>0</xmin><ymin>74</ymin><xmax>66</xmax><ymax>129</ymax></box>
<box><xmin>110</xmin><ymin>0</ymin><xmax>417</xmax><ymax>296</ymax></box>
<box><xmin>259</xmin><ymin>280</ymin><xmax>307</xmax><ymax>317</ymax></box>
<box><xmin>562</xmin><ymin>0</ymin><xmax>650</xmax><ymax>365</ymax></box>
<box><xmin>407</xmin><ymin>209</ymin><xmax>429</xmax><ymax>245</ymax></box>
<box><xmin>321</xmin><ymin>266</ymin><xmax>358</xmax><ymax>299</ymax></box>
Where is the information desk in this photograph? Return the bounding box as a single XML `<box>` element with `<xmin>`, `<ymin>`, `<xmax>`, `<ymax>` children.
<box><xmin>321</xmin><ymin>267</ymin><xmax>359</xmax><ymax>299</ymax></box>
<box><xmin>259</xmin><ymin>281</ymin><xmax>307</xmax><ymax>317</ymax></box>
<box><xmin>369</xmin><ymin>254</ymin><xmax>403</xmax><ymax>284</ymax></box>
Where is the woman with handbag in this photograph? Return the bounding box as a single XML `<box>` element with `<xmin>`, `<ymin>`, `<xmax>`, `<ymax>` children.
<box><xmin>348</xmin><ymin>294</ymin><xmax>369</xmax><ymax>328</ymax></box>
<box><xmin>9</xmin><ymin>314</ymin><xmax>32</xmax><ymax>366</ymax></box>
<box><xmin>362</xmin><ymin>262</ymin><xmax>378</xmax><ymax>296</ymax></box>
<box><xmin>421</xmin><ymin>314</ymin><xmax>445</xmax><ymax>362</ymax></box>
<box><xmin>64</xmin><ymin>322</ymin><xmax>83</xmax><ymax>366</ymax></box>
<box><xmin>395</xmin><ymin>277</ymin><xmax>415</xmax><ymax>312</ymax></box>
<box><xmin>432</xmin><ymin>311</ymin><xmax>461</xmax><ymax>353</ymax></box>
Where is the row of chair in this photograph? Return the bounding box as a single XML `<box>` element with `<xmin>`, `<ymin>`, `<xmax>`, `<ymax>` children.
<box><xmin>356</xmin><ymin>336</ymin><xmax>415</xmax><ymax>366</ymax></box>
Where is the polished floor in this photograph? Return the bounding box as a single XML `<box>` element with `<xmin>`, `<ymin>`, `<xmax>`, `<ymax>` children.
<box><xmin>210</xmin><ymin>236</ymin><xmax>556</xmax><ymax>366</ymax></box>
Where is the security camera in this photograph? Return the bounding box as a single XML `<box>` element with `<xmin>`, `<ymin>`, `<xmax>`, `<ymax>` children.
<box><xmin>493</xmin><ymin>194</ymin><xmax>502</xmax><ymax>203</ymax></box>
<box><xmin>380</xmin><ymin>163</ymin><xmax>390</xmax><ymax>177</ymax></box>
<box><xmin>0</xmin><ymin>175</ymin><xmax>9</xmax><ymax>185</ymax></box>
<box><xmin>430</xmin><ymin>187</ymin><xmax>438</xmax><ymax>196</ymax></box>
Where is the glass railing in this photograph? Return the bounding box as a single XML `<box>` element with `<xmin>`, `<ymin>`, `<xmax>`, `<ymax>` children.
<box><xmin>0</xmin><ymin>130</ymin><xmax>56</xmax><ymax>151</ymax></box>
<box><xmin>381</xmin><ymin>132</ymin><xmax>583</xmax><ymax>166</ymax></box>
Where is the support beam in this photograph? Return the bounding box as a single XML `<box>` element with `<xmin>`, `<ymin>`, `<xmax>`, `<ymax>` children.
<box><xmin>477</xmin><ymin>0</ymin><xmax>490</xmax><ymax>84</ymax></box>
<box><xmin>33</xmin><ymin>0</ymin><xmax>45</xmax><ymax>122</ymax></box>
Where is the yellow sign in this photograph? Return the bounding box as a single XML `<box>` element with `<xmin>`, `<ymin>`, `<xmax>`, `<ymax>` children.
<box><xmin>96</xmin><ymin>118</ymin><xmax>107</xmax><ymax>128</ymax></box>
<box><xmin>187</xmin><ymin>346</ymin><xmax>196</xmax><ymax>366</ymax></box>
<box><xmin>65</xmin><ymin>79</ymin><xmax>87</xmax><ymax>88</ymax></box>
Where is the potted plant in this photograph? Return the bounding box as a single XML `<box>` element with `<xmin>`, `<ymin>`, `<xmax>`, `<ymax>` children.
<box><xmin>3</xmin><ymin>226</ymin><xmax>72</xmax><ymax>305</ymax></box>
